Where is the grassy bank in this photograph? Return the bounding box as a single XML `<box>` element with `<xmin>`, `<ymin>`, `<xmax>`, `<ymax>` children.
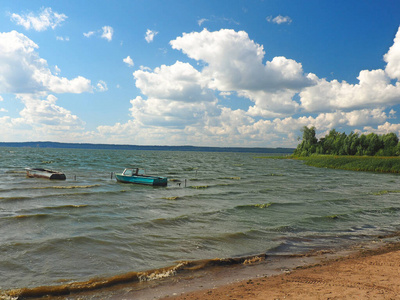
<box><xmin>294</xmin><ymin>155</ymin><xmax>400</xmax><ymax>173</ymax></box>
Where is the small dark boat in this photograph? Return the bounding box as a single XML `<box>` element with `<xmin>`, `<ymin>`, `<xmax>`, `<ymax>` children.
<box><xmin>26</xmin><ymin>168</ymin><xmax>66</xmax><ymax>180</ymax></box>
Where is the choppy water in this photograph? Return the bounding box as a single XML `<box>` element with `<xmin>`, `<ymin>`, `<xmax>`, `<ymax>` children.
<box><xmin>1</xmin><ymin>147</ymin><xmax>400</xmax><ymax>292</ymax></box>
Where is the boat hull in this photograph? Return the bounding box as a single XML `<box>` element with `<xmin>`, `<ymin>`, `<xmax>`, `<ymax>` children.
<box><xmin>26</xmin><ymin>168</ymin><xmax>66</xmax><ymax>180</ymax></box>
<box><xmin>115</xmin><ymin>174</ymin><xmax>167</xmax><ymax>186</ymax></box>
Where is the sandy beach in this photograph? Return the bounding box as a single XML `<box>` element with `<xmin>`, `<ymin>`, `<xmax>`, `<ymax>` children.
<box><xmin>160</xmin><ymin>242</ymin><xmax>400</xmax><ymax>300</ymax></box>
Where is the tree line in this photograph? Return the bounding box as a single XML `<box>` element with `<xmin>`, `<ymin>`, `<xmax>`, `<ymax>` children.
<box><xmin>294</xmin><ymin>126</ymin><xmax>400</xmax><ymax>157</ymax></box>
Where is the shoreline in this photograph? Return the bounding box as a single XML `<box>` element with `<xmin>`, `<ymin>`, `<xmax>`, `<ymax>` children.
<box><xmin>5</xmin><ymin>234</ymin><xmax>400</xmax><ymax>299</ymax></box>
<box><xmin>163</xmin><ymin>239</ymin><xmax>400</xmax><ymax>300</ymax></box>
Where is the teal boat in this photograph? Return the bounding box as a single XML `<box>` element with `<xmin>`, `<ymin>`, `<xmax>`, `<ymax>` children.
<box><xmin>115</xmin><ymin>168</ymin><xmax>168</xmax><ymax>186</ymax></box>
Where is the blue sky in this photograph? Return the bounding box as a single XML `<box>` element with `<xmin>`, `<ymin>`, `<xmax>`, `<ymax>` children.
<box><xmin>1</xmin><ymin>0</ymin><xmax>400</xmax><ymax>147</ymax></box>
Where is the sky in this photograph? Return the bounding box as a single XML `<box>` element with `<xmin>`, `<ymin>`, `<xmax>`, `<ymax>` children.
<box><xmin>1</xmin><ymin>0</ymin><xmax>400</xmax><ymax>147</ymax></box>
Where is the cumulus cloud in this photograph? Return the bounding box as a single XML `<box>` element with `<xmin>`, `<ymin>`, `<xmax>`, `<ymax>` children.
<box><xmin>133</xmin><ymin>61</ymin><xmax>214</xmax><ymax>102</ymax></box>
<box><xmin>363</xmin><ymin>122</ymin><xmax>400</xmax><ymax>135</ymax></box>
<box><xmin>384</xmin><ymin>26</ymin><xmax>400</xmax><ymax>80</ymax></box>
<box><xmin>0</xmin><ymin>30</ymin><xmax>94</xmax><ymax>142</ymax></box>
<box><xmin>3</xmin><ymin>24</ymin><xmax>398</xmax><ymax>147</ymax></box>
<box><xmin>123</xmin><ymin>56</ymin><xmax>134</xmax><ymax>67</ymax></box>
<box><xmin>10</xmin><ymin>7</ymin><xmax>67</xmax><ymax>31</ymax></box>
<box><xmin>83</xmin><ymin>27</ymin><xmax>113</xmax><ymax>41</ymax></box>
<box><xmin>145</xmin><ymin>29</ymin><xmax>158</xmax><ymax>43</ymax></box>
<box><xmin>300</xmin><ymin>27</ymin><xmax>400</xmax><ymax>113</ymax></box>
<box><xmin>0</xmin><ymin>31</ymin><xmax>92</xmax><ymax>94</ymax></box>
<box><xmin>170</xmin><ymin>29</ymin><xmax>312</xmax><ymax>116</ymax></box>
<box><xmin>171</xmin><ymin>29</ymin><xmax>312</xmax><ymax>92</ymax></box>
<box><xmin>17</xmin><ymin>94</ymin><xmax>84</xmax><ymax>129</ymax></box>
<box><xmin>131</xmin><ymin>61</ymin><xmax>219</xmax><ymax>128</ymax></box>
<box><xmin>101</xmin><ymin>26</ymin><xmax>113</xmax><ymax>41</ymax></box>
<box><xmin>101</xmin><ymin>27</ymin><xmax>400</xmax><ymax>147</ymax></box>
<box><xmin>266</xmin><ymin>15</ymin><xmax>292</xmax><ymax>25</ymax></box>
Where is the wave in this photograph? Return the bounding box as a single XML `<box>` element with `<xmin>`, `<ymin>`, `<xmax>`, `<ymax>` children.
<box><xmin>0</xmin><ymin>184</ymin><xmax>101</xmax><ymax>192</ymax></box>
<box><xmin>13</xmin><ymin>213</ymin><xmax>50</xmax><ymax>220</ymax></box>
<box><xmin>31</xmin><ymin>184</ymin><xmax>101</xmax><ymax>190</ymax></box>
<box><xmin>150</xmin><ymin>215</ymin><xmax>190</xmax><ymax>227</ymax></box>
<box><xmin>235</xmin><ymin>201</ymin><xmax>303</xmax><ymax>211</ymax></box>
<box><xmin>237</xmin><ymin>202</ymin><xmax>275</xmax><ymax>209</ymax></box>
<box><xmin>0</xmin><ymin>189</ymin><xmax>127</xmax><ymax>203</ymax></box>
<box><xmin>3</xmin><ymin>253</ymin><xmax>267</xmax><ymax>299</ymax></box>
<box><xmin>16</xmin><ymin>204</ymin><xmax>89</xmax><ymax>215</ymax></box>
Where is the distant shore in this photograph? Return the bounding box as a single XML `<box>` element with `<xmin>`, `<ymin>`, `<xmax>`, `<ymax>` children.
<box><xmin>0</xmin><ymin>141</ymin><xmax>295</xmax><ymax>154</ymax></box>
<box><xmin>261</xmin><ymin>154</ymin><xmax>400</xmax><ymax>173</ymax></box>
<box><xmin>297</xmin><ymin>155</ymin><xmax>400</xmax><ymax>173</ymax></box>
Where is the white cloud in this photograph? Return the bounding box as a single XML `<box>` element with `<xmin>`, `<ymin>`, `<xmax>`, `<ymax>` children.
<box><xmin>63</xmin><ymin>26</ymin><xmax>400</xmax><ymax>147</ymax></box>
<box><xmin>56</xmin><ymin>36</ymin><xmax>69</xmax><ymax>41</ymax></box>
<box><xmin>363</xmin><ymin>122</ymin><xmax>400</xmax><ymax>136</ymax></box>
<box><xmin>299</xmin><ymin>26</ymin><xmax>400</xmax><ymax>114</ymax></box>
<box><xmin>384</xmin><ymin>26</ymin><xmax>400</xmax><ymax>80</ymax></box>
<box><xmin>0</xmin><ymin>93</ymin><xmax>88</xmax><ymax>142</ymax></box>
<box><xmin>96</xmin><ymin>27</ymin><xmax>400</xmax><ymax>147</ymax></box>
<box><xmin>170</xmin><ymin>29</ymin><xmax>312</xmax><ymax>116</ymax></box>
<box><xmin>84</xmin><ymin>27</ymin><xmax>114</xmax><ymax>41</ymax></box>
<box><xmin>54</xmin><ymin>65</ymin><xmax>61</xmax><ymax>75</ymax></box>
<box><xmin>300</xmin><ymin>68</ymin><xmax>400</xmax><ymax>113</ymax></box>
<box><xmin>123</xmin><ymin>56</ymin><xmax>134</xmax><ymax>67</ymax></box>
<box><xmin>101</xmin><ymin>26</ymin><xmax>114</xmax><ymax>41</ymax></box>
<box><xmin>96</xmin><ymin>80</ymin><xmax>108</xmax><ymax>92</ymax></box>
<box><xmin>17</xmin><ymin>94</ymin><xmax>84</xmax><ymax>129</ymax></box>
<box><xmin>131</xmin><ymin>61</ymin><xmax>219</xmax><ymax>128</ymax></box>
<box><xmin>133</xmin><ymin>61</ymin><xmax>214</xmax><ymax>102</ymax></box>
<box><xmin>198</xmin><ymin>18</ymin><xmax>208</xmax><ymax>26</ymax></box>
<box><xmin>266</xmin><ymin>15</ymin><xmax>292</xmax><ymax>25</ymax></box>
<box><xmin>83</xmin><ymin>31</ymin><xmax>95</xmax><ymax>38</ymax></box>
<box><xmin>3</xmin><ymin>24</ymin><xmax>399</xmax><ymax>147</ymax></box>
<box><xmin>145</xmin><ymin>29</ymin><xmax>158</xmax><ymax>43</ymax></box>
<box><xmin>10</xmin><ymin>7</ymin><xmax>67</xmax><ymax>31</ymax></box>
<box><xmin>171</xmin><ymin>29</ymin><xmax>312</xmax><ymax>92</ymax></box>
<box><xmin>0</xmin><ymin>31</ymin><xmax>92</xmax><ymax>94</ymax></box>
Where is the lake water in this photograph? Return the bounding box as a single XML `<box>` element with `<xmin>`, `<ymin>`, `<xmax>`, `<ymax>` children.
<box><xmin>1</xmin><ymin>147</ymin><xmax>400</xmax><ymax>292</ymax></box>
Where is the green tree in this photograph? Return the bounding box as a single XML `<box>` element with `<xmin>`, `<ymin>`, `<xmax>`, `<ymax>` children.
<box><xmin>294</xmin><ymin>126</ymin><xmax>318</xmax><ymax>156</ymax></box>
<box><xmin>381</xmin><ymin>133</ymin><xmax>399</xmax><ymax>156</ymax></box>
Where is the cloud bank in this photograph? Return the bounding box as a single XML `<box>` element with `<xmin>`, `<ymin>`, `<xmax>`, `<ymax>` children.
<box><xmin>0</xmin><ymin>30</ymin><xmax>92</xmax><ymax>141</ymax></box>
<box><xmin>97</xmin><ymin>27</ymin><xmax>400</xmax><ymax>146</ymax></box>
<box><xmin>2</xmin><ymin>22</ymin><xmax>400</xmax><ymax>147</ymax></box>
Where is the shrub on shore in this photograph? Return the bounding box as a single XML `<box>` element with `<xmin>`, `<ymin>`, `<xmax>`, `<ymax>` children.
<box><xmin>297</xmin><ymin>155</ymin><xmax>400</xmax><ymax>173</ymax></box>
<box><xmin>293</xmin><ymin>126</ymin><xmax>400</xmax><ymax>157</ymax></box>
